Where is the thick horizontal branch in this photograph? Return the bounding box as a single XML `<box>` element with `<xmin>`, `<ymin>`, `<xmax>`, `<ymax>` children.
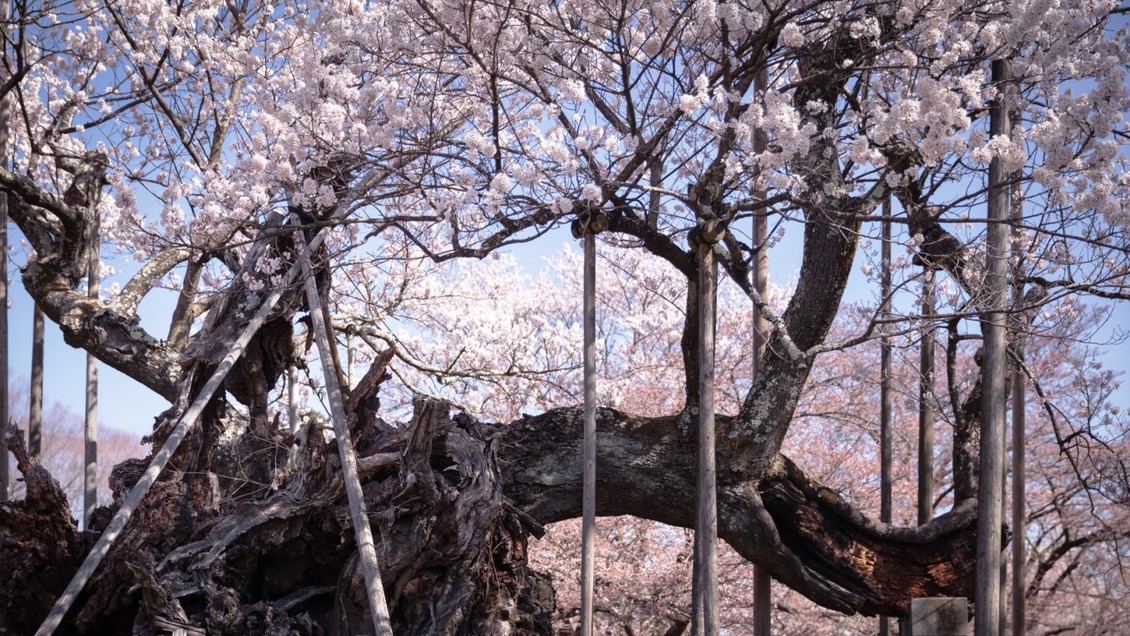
<box><xmin>492</xmin><ymin>406</ymin><xmax>978</xmax><ymax>617</ymax></box>
<box><xmin>3</xmin><ymin>170</ymin><xmax>181</xmax><ymax>400</ymax></box>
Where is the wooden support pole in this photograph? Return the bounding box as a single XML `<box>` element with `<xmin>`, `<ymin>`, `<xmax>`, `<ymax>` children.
<box><xmin>0</xmin><ymin>0</ymin><xmax>10</xmax><ymax>502</ymax></box>
<box><xmin>1009</xmin><ymin>363</ymin><xmax>1025</xmax><ymax>635</ymax></box>
<box><xmin>751</xmin><ymin>224</ymin><xmax>772</xmax><ymax>633</ymax></box>
<box><xmin>35</xmin><ymin>221</ymin><xmax>331</xmax><ymax>636</ymax></box>
<box><xmin>879</xmin><ymin>198</ymin><xmax>893</xmax><ymax>636</ymax></box>
<box><xmin>1010</xmin><ymin>168</ymin><xmax>1026</xmax><ymax>636</ymax></box>
<box><xmin>346</xmin><ymin>332</ymin><xmax>354</xmax><ymax>389</ymax></box>
<box><xmin>84</xmin><ymin>204</ymin><xmax>100</xmax><ymax>529</ymax></box>
<box><xmin>296</xmin><ymin>235</ymin><xmax>393</xmax><ymax>636</ymax></box>
<box><xmin>692</xmin><ymin>225</ymin><xmax>719</xmax><ymax>636</ymax></box>
<box><xmin>751</xmin><ymin>64</ymin><xmax>772</xmax><ymax>636</ymax></box>
<box><xmin>999</xmin><ymin>465</ymin><xmax>1007</xmax><ymax>636</ymax></box>
<box><xmin>30</xmin><ymin>305</ymin><xmax>45</xmax><ymax>459</ymax></box>
<box><xmin>879</xmin><ymin>202</ymin><xmax>893</xmax><ymax>524</ymax></box>
<box><xmin>975</xmin><ymin>58</ymin><xmax>1011</xmax><ymax>636</ymax></box>
<box><xmin>918</xmin><ymin>267</ymin><xmax>936</xmax><ymax>526</ymax></box>
<box><xmin>580</xmin><ymin>227</ymin><xmax>598</xmax><ymax>636</ymax></box>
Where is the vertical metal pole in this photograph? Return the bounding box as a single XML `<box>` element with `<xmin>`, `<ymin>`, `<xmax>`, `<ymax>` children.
<box><xmin>692</xmin><ymin>236</ymin><xmax>718</xmax><ymax>636</ymax></box>
<box><xmin>0</xmin><ymin>0</ymin><xmax>10</xmax><ymax>502</ymax></box>
<box><xmin>918</xmin><ymin>267</ymin><xmax>936</xmax><ymax>526</ymax></box>
<box><xmin>84</xmin><ymin>202</ymin><xmax>100</xmax><ymax>527</ymax></box>
<box><xmin>580</xmin><ymin>229</ymin><xmax>597</xmax><ymax>636</ymax></box>
<box><xmin>1000</xmin><ymin>465</ymin><xmax>1008</xmax><ymax>636</ymax></box>
<box><xmin>297</xmin><ymin>237</ymin><xmax>393</xmax><ymax>636</ymax></box>
<box><xmin>751</xmin><ymin>64</ymin><xmax>772</xmax><ymax>636</ymax></box>
<box><xmin>976</xmin><ymin>58</ymin><xmax>1011</xmax><ymax>636</ymax></box>
<box><xmin>1010</xmin><ymin>171</ymin><xmax>1026</xmax><ymax>636</ymax></box>
<box><xmin>879</xmin><ymin>198</ymin><xmax>893</xmax><ymax>636</ymax></box>
<box><xmin>1010</xmin><ymin>363</ymin><xmax>1025</xmax><ymax>634</ymax></box>
<box><xmin>30</xmin><ymin>305</ymin><xmax>45</xmax><ymax>459</ymax></box>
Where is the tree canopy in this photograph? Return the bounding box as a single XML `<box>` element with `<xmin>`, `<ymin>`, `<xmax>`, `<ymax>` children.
<box><xmin>1</xmin><ymin>0</ymin><xmax>1129</xmax><ymax>633</ymax></box>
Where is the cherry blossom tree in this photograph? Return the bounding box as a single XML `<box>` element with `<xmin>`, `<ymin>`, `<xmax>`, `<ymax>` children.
<box><xmin>1</xmin><ymin>0</ymin><xmax>1129</xmax><ymax>633</ymax></box>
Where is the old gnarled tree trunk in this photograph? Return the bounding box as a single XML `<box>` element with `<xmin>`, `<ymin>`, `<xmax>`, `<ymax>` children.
<box><xmin>0</xmin><ymin>154</ymin><xmax>997</xmax><ymax>634</ymax></box>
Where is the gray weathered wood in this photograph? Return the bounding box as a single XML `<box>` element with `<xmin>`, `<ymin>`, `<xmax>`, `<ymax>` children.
<box><xmin>918</xmin><ymin>267</ymin><xmax>936</xmax><ymax>526</ymax></box>
<box><xmin>911</xmin><ymin>597</ymin><xmax>970</xmax><ymax>635</ymax></box>
<box><xmin>1010</xmin><ymin>174</ymin><xmax>1026</xmax><ymax>636</ymax></box>
<box><xmin>346</xmin><ymin>332</ymin><xmax>354</xmax><ymax>389</ymax></box>
<box><xmin>879</xmin><ymin>198</ymin><xmax>893</xmax><ymax>636</ymax></box>
<box><xmin>34</xmin><ymin>221</ymin><xmax>329</xmax><ymax>636</ymax></box>
<box><xmin>1010</xmin><ymin>365</ymin><xmax>1025</xmax><ymax>635</ymax></box>
<box><xmin>999</xmin><ymin>466</ymin><xmax>1007</xmax><ymax>636</ymax></box>
<box><xmin>753</xmin><ymin>568</ymin><xmax>771</xmax><ymax>636</ymax></box>
<box><xmin>751</xmin><ymin>64</ymin><xmax>772</xmax><ymax>636</ymax></box>
<box><xmin>692</xmin><ymin>238</ymin><xmax>718</xmax><ymax>636</ymax></box>
<box><xmin>580</xmin><ymin>229</ymin><xmax>597</xmax><ymax>636</ymax></box>
<box><xmin>296</xmin><ymin>235</ymin><xmax>393</xmax><ymax>636</ymax></box>
<box><xmin>287</xmin><ymin>364</ymin><xmax>299</xmax><ymax>434</ymax></box>
<box><xmin>84</xmin><ymin>200</ymin><xmax>100</xmax><ymax>528</ymax></box>
<box><xmin>0</xmin><ymin>0</ymin><xmax>9</xmax><ymax>502</ymax></box>
<box><xmin>30</xmin><ymin>305</ymin><xmax>45</xmax><ymax>459</ymax></box>
<box><xmin>975</xmin><ymin>58</ymin><xmax>1011</xmax><ymax>636</ymax></box>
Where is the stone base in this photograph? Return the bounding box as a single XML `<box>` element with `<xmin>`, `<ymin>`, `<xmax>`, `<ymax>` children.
<box><xmin>909</xmin><ymin>597</ymin><xmax>969</xmax><ymax>636</ymax></box>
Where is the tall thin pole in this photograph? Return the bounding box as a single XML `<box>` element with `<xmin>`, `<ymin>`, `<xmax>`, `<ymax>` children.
<box><xmin>297</xmin><ymin>236</ymin><xmax>393</xmax><ymax>636</ymax></box>
<box><xmin>692</xmin><ymin>225</ymin><xmax>720</xmax><ymax>636</ymax></box>
<box><xmin>878</xmin><ymin>198</ymin><xmax>893</xmax><ymax>636</ymax></box>
<box><xmin>287</xmin><ymin>364</ymin><xmax>299</xmax><ymax>434</ymax></box>
<box><xmin>976</xmin><ymin>58</ymin><xmax>1011</xmax><ymax>636</ymax></box>
<box><xmin>1010</xmin><ymin>356</ymin><xmax>1026</xmax><ymax>634</ymax></box>
<box><xmin>30</xmin><ymin>305</ymin><xmax>45</xmax><ymax>459</ymax></box>
<box><xmin>1000</xmin><ymin>457</ymin><xmax>1008</xmax><ymax>635</ymax></box>
<box><xmin>84</xmin><ymin>196</ymin><xmax>101</xmax><ymax>527</ymax></box>
<box><xmin>0</xmin><ymin>0</ymin><xmax>10</xmax><ymax>503</ymax></box>
<box><xmin>84</xmin><ymin>251</ymin><xmax>99</xmax><ymax>524</ymax></box>
<box><xmin>580</xmin><ymin>228</ymin><xmax>598</xmax><ymax>636</ymax></box>
<box><xmin>751</xmin><ymin>64</ymin><xmax>772</xmax><ymax>636</ymax></box>
<box><xmin>918</xmin><ymin>267</ymin><xmax>935</xmax><ymax>526</ymax></box>
<box><xmin>1010</xmin><ymin>163</ymin><xmax>1027</xmax><ymax>636</ymax></box>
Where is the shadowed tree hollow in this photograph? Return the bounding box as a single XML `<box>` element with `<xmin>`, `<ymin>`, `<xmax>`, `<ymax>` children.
<box><xmin>2</xmin><ymin>0</ymin><xmax>1129</xmax><ymax>633</ymax></box>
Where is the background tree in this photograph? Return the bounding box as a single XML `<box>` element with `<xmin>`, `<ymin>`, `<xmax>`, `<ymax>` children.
<box><xmin>6</xmin><ymin>384</ymin><xmax>144</xmax><ymax>523</ymax></box>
